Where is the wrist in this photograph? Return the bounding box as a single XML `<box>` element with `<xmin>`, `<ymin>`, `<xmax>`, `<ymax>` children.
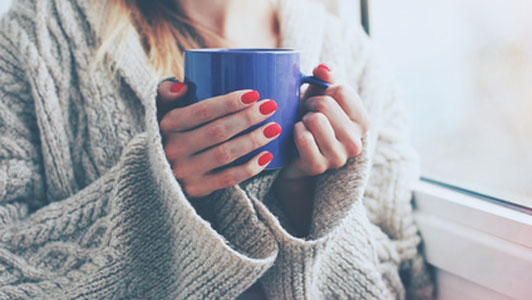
<box><xmin>277</xmin><ymin>165</ymin><xmax>311</xmax><ymax>181</ymax></box>
<box><xmin>273</xmin><ymin>174</ymin><xmax>316</xmax><ymax>237</ymax></box>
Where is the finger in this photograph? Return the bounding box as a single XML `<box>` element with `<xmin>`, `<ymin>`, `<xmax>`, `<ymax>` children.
<box><xmin>157</xmin><ymin>80</ymin><xmax>188</xmax><ymax>104</ymax></box>
<box><xmin>184</xmin><ymin>151</ymin><xmax>274</xmax><ymax>197</ymax></box>
<box><xmin>302</xmin><ymin>63</ymin><xmax>337</xmax><ymax>100</ymax></box>
<box><xmin>179</xmin><ymin>122</ymin><xmax>282</xmax><ymax>174</ymax></box>
<box><xmin>166</xmin><ymin>99</ymin><xmax>278</xmax><ymax>155</ymax></box>
<box><xmin>159</xmin><ymin>89</ymin><xmax>260</xmax><ymax>133</ymax></box>
<box><xmin>313</xmin><ymin>63</ymin><xmax>336</xmax><ymax>84</ymax></box>
<box><xmin>293</xmin><ymin>121</ymin><xmax>327</xmax><ymax>175</ymax></box>
<box><xmin>157</xmin><ymin>81</ymin><xmax>188</xmax><ymax>121</ymax></box>
<box><xmin>302</xmin><ymin>112</ymin><xmax>347</xmax><ymax>169</ymax></box>
<box><xmin>303</xmin><ymin>95</ymin><xmax>363</xmax><ymax>157</ymax></box>
<box><xmin>324</xmin><ymin>85</ymin><xmax>371</xmax><ymax>134</ymax></box>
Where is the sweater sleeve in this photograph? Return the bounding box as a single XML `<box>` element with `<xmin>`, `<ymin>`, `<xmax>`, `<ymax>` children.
<box><xmin>0</xmin><ymin>15</ymin><xmax>277</xmax><ymax>300</ymax></box>
<box><xmin>251</xmin><ymin>22</ymin><xmax>435</xmax><ymax>300</ymax></box>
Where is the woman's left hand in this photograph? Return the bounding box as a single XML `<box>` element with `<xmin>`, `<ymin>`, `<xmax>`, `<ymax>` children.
<box><xmin>279</xmin><ymin>64</ymin><xmax>371</xmax><ymax>180</ymax></box>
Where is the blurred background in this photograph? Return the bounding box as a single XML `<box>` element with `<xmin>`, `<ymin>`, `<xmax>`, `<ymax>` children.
<box><xmin>1</xmin><ymin>0</ymin><xmax>530</xmax><ymax>209</ymax></box>
<box><xmin>308</xmin><ymin>0</ymin><xmax>532</xmax><ymax>210</ymax></box>
<box><xmin>370</xmin><ymin>0</ymin><xmax>532</xmax><ymax>209</ymax></box>
<box><xmin>0</xmin><ymin>1</ymin><xmax>8</xmax><ymax>14</ymax></box>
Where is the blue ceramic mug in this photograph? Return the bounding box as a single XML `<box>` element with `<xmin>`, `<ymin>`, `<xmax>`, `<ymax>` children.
<box><xmin>184</xmin><ymin>48</ymin><xmax>329</xmax><ymax>170</ymax></box>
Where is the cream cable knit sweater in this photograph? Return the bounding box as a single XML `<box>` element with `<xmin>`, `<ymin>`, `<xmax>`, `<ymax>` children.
<box><xmin>0</xmin><ymin>0</ymin><xmax>434</xmax><ymax>298</ymax></box>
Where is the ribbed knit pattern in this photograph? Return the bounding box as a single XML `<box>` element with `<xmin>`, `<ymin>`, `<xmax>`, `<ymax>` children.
<box><xmin>0</xmin><ymin>0</ymin><xmax>434</xmax><ymax>299</ymax></box>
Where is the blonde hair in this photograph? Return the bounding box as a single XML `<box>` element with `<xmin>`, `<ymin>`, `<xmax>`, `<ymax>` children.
<box><xmin>90</xmin><ymin>0</ymin><xmax>227</xmax><ymax>79</ymax></box>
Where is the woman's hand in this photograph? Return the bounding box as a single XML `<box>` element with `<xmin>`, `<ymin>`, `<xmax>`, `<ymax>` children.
<box><xmin>279</xmin><ymin>64</ymin><xmax>371</xmax><ymax>180</ymax></box>
<box><xmin>157</xmin><ymin>81</ymin><xmax>282</xmax><ymax>198</ymax></box>
<box><xmin>273</xmin><ymin>64</ymin><xmax>370</xmax><ymax>237</ymax></box>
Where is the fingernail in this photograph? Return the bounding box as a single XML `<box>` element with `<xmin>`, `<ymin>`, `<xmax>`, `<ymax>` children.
<box><xmin>263</xmin><ymin>123</ymin><xmax>282</xmax><ymax>138</ymax></box>
<box><xmin>318</xmin><ymin>63</ymin><xmax>331</xmax><ymax>72</ymax></box>
<box><xmin>258</xmin><ymin>152</ymin><xmax>274</xmax><ymax>166</ymax></box>
<box><xmin>242</xmin><ymin>90</ymin><xmax>260</xmax><ymax>104</ymax></box>
<box><xmin>259</xmin><ymin>100</ymin><xmax>278</xmax><ymax>115</ymax></box>
<box><xmin>171</xmin><ymin>82</ymin><xmax>186</xmax><ymax>93</ymax></box>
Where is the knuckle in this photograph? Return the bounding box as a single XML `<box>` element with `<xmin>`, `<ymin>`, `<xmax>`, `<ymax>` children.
<box><xmin>323</xmin><ymin>95</ymin><xmax>336</xmax><ymax>105</ymax></box>
<box><xmin>192</xmin><ymin>102</ymin><xmax>212</xmax><ymax>122</ymax></box>
<box><xmin>330</xmin><ymin>153</ymin><xmax>347</xmax><ymax>169</ymax></box>
<box><xmin>220</xmin><ymin>172</ymin><xmax>238</xmax><ymax>188</ymax></box>
<box><xmin>294</xmin><ymin>121</ymin><xmax>305</xmax><ymax>133</ymax></box>
<box><xmin>213</xmin><ymin>144</ymin><xmax>233</xmax><ymax>165</ymax></box>
<box><xmin>159</xmin><ymin>117</ymin><xmax>173</xmax><ymax>133</ymax></box>
<box><xmin>164</xmin><ymin>142</ymin><xmax>181</xmax><ymax>161</ymax></box>
<box><xmin>315</xmin><ymin>112</ymin><xmax>328</xmax><ymax>121</ymax></box>
<box><xmin>308</xmin><ymin>112</ymin><xmax>327</xmax><ymax>125</ymax></box>
<box><xmin>308</xmin><ymin>162</ymin><xmax>327</xmax><ymax>176</ymax></box>
<box><xmin>313</xmin><ymin>97</ymin><xmax>330</xmax><ymax>113</ymax></box>
<box><xmin>345</xmin><ymin>139</ymin><xmax>361</xmax><ymax>157</ymax></box>
<box><xmin>206</xmin><ymin>124</ymin><xmax>226</xmax><ymax>141</ymax></box>
<box><xmin>295</xmin><ymin>130</ymin><xmax>313</xmax><ymax>148</ymax></box>
<box><xmin>310</xmin><ymin>113</ymin><xmax>328</xmax><ymax>126</ymax></box>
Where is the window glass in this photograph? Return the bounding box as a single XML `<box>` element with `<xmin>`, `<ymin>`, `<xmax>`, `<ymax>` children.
<box><xmin>0</xmin><ymin>1</ymin><xmax>10</xmax><ymax>14</ymax></box>
<box><xmin>371</xmin><ymin>0</ymin><xmax>532</xmax><ymax>208</ymax></box>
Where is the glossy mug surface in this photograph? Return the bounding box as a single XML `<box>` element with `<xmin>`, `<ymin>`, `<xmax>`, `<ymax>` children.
<box><xmin>184</xmin><ymin>48</ymin><xmax>329</xmax><ymax>170</ymax></box>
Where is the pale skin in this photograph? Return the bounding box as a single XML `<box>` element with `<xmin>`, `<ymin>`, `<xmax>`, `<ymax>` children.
<box><xmin>158</xmin><ymin>0</ymin><xmax>370</xmax><ymax>236</ymax></box>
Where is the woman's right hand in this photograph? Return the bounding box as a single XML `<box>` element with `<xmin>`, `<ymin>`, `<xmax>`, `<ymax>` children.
<box><xmin>157</xmin><ymin>81</ymin><xmax>282</xmax><ymax>198</ymax></box>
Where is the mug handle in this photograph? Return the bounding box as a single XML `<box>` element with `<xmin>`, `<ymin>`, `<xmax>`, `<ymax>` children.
<box><xmin>301</xmin><ymin>75</ymin><xmax>331</xmax><ymax>89</ymax></box>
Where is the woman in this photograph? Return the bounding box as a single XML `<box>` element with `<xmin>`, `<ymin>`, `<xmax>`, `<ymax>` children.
<box><xmin>0</xmin><ymin>0</ymin><xmax>434</xmax><ymax>298</ymax></box>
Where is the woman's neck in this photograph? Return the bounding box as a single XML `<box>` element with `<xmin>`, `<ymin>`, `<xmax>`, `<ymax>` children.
<box><xmin>178</xmin><ymin>0</ymin><xmax>279</xmax><ymax>48</ymax></box>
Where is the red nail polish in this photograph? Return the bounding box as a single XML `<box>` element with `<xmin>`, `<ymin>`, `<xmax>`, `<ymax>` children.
<box><xmin>263</xmin><ymin>123</ymin><xmax>282</xmax><ymax>138</ymax></box>
<box><xmin>318</xmin><ymin>63</ymin><xmax>331</xmax><ymax>72</ymax></box>
<box><xmin>242</xmin><ymin>90</ymin><xmax>260</xmax><ymax>104</ymax></box>
<box><xmin>171</xmin><ymin>82</ymin><xmax>186</xmax><ymax>93</ymax></box>
<box><xmin>259</xmin><ymin>100</ymin><xmax>278</xmax><ymax>115</ymax></box>
<box><xmin>258</xmin><ymin>152</ymin><xmax>273</xmax><ymax>166</ymax></box>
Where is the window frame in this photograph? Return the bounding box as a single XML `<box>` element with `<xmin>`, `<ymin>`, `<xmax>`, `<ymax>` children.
<box><xmin>413</xmin><ymin>180</ymin><xmax>532</xmax><ymax>299</ymax></box>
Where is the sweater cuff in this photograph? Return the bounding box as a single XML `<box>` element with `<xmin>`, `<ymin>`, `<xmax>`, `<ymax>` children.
<box><xmin>253</xmin><ymin>195</ymin><xmax>395</xmax><ymax>299</ymax></box>
<box><xmin>254</xmin><ymin>132</ymin><xmax>372</xmax><ymax>243</ymax></box>
<box><xmin>248</xmin><ymin>133</ymin><xmax>374</xmax><ymax>298</ymax></box>
<box><xmin>126</xmin><ymin>80</ymin><xmax>279</xmax><ymax>298</ymax></box>
<box><xmin>309</xmin><ymin>131</ymin><xmax>372</xmax><ymax>239</ymax></box>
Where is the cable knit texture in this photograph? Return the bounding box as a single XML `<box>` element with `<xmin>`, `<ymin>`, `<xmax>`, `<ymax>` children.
<box><xmin>0</xmin><ymin>0</ymin><xmax>434</xmax><ymax>298</ymax></box>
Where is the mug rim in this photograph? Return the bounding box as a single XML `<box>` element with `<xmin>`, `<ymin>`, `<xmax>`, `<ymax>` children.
<box><xmin>185</xmin><ymin>48</ymin><xmax>297</xmax><ymax>54</ymax></box>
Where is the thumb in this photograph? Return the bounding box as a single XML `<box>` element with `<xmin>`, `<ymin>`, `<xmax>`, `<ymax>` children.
<box><xmin>157</xmin><ymin>80</ymin><xmax>188</xmax><ymax>105</ymax></box>
<box><xmin>301</xmin><ymin>63</ymin><xmax>336</xmax><ymax>100</ymax></box>
<box><xmin>157</xmin><ymin>80</ymin><xmax>188</xmax><ymax>122</ymax></box>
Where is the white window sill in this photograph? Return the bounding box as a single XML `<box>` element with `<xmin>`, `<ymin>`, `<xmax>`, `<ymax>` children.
<box><xmin>413</xmin><ymin>180</ymin><xmax>532</xmax><ymax>300</ymax></box>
